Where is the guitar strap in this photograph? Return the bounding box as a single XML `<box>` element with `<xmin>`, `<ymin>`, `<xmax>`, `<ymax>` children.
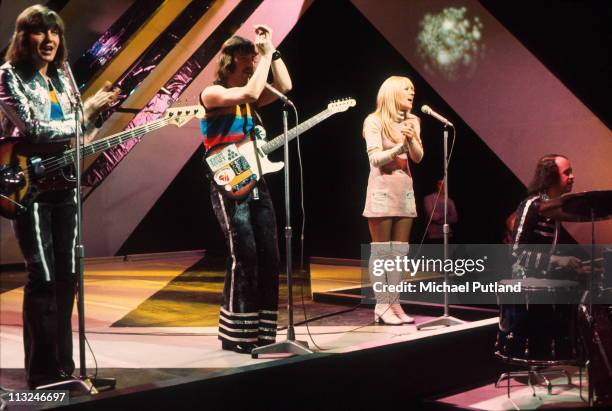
<box><xmin>247</xmin><ymin>104</ymin><xmax>265</xmax><ymax>200</ymax></box>
<box><xmin>252</xmin><ymin>106</ymin><xmax>264</xmax><ymax>129</ymax></box>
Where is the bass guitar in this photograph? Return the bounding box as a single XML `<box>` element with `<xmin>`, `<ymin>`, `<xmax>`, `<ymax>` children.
<box><xmin>204</xmin><ymin>98</ymin><xmax>356</xmax><ymax>200</ymax></box>
<box><xmin>0</xmin><ymin>105</ymin><xmax>204</xmax><ymax>219</ymax></box>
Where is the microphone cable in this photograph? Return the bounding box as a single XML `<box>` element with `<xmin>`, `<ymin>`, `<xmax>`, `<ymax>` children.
<box><xmin>290</xmin><ymin>101</ymin><xmax>365</xmax><ymax>351</ymax></box>
<box><xmin>290</xmin><ymin>102</ymin><xmax>326</xmax><ymax>350</ymax></box>
<box><xmin>290</xmin><ymin>102</ymin><xmax>389</xmax><ymax>351</ymax></box>
<box><xmin>416</xmin><ymin>125</ymin><xmax>457</xmax><ymax>253</ymax></box>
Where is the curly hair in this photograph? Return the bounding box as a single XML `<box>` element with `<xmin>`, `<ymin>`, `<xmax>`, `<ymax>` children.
<box><xmin>215</xmin><ymin>35</ymin><xmax>256</xmax><ymax>85</ymax></box>
<box><xmin>5</xmin><ymin>5</ymin><xmax>68</xmax><ymax>66</ymax></box>
<box><xmin>527</xmin><ymin>154</ymin><xmax>568</xmax><ymax>195</ymax></box>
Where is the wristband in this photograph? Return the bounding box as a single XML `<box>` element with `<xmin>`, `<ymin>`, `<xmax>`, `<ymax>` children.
<box><xmin>272</xmin><ymin>50</ymin><xmax>282</xmax><ymax>61</ymax></box>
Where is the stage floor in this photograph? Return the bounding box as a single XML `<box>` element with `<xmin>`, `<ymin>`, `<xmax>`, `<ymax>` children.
<box><xmin>1</xmin><ymin>252</ymin><xmax>466</xmax><ymax>391</ymax></box>
<box><xmin>1</xmin><ymin>253</ymin><xmax>595</xmax><ymax>410</ymax></box>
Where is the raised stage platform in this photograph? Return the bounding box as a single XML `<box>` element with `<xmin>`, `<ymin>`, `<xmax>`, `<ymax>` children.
<box><xmin>0</xmin><ymin>253</ymin><xmax>596</xmax><ymax>410</ymax></box>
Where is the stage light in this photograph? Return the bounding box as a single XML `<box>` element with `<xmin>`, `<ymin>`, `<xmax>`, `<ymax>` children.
<box><xmin>417</xmin><ymin>7</ymin><xmax>485</xmax><ymax>80</ymax></box>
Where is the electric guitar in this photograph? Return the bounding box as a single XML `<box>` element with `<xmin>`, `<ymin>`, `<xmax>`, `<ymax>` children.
<box><xmin>0</xmin><ymin>105</ymin><xmax>204</xmax><ymax>219</ymax></box>
<box><xmin>204</xmin><ymin>98</ymin><xmax>356</xmax><ymax>199</ymax></box>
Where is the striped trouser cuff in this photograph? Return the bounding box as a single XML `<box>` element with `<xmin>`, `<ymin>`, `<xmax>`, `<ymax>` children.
<box><xmin>258</xmin><ymin>310</ymin><xmax>278</xmax><ymax>343</ymax></box>
<box><xmin>217</xmin><ymin>308</ymin><xmax>279</xmax><ymax>344</ymax></box>
<box><xmin>218</xmin><ymin>308</ymin><xmax>259</xmax><ymax>343</ymax></box>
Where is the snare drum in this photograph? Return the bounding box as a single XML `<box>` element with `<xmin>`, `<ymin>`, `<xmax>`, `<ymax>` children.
<box><xmin>495</xmin><ymin>278</ymin><xmax>580</xmax><ymax>363</ymax></box>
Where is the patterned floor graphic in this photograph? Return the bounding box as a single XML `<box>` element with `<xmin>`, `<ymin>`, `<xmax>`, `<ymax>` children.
<box><xmin>111</xmin><ymin>256</ymin><xmax>378</xmax><ymax>328</ymax></box>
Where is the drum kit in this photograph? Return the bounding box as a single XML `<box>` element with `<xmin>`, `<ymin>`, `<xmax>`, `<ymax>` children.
<box><xmin>495</xmin><ymin>190</ymin><xmax>612</xmax><ymax>406</ymax></box>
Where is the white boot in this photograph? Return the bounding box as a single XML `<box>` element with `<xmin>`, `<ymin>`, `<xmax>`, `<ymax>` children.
<box><xmin>390</xmin><ymin>303</ymin><xmax>414</xmax><ymax>324</ymax></box>
<box><xmin>369</xmin><ymin>242</ymin><xmax>402</xmax><ymax>325</ymax></box>
<box><xmin>375</xmin><ymin>304</ymin><xmax>403</xmax><ymax>325</ymax></box>
<box><xmin>389</xmin><ymin>242</ymin><xmax>415</xmax><ymax>324</ymax></box>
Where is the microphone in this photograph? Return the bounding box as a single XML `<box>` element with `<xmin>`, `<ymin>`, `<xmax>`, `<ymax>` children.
<box><xmin>421</xmin><ymin>105</ymin><xmax>453</xmax><ymax>127</ymax></box>
<box><xmin>265</xmin><ymin>83</ymin><xmax>294</xmax><ymax>106</ymax></box>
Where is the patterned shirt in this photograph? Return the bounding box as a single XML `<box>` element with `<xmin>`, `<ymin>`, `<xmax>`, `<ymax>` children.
<box><xmin>511</xmin><ymin>193</ymin><xmax>557</xmax><ymax>277</ymax></box>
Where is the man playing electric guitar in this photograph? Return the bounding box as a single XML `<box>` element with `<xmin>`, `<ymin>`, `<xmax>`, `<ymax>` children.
<box><xmin>199</xmin><ymin>25</ymin><xmax>291</xmax><ymax>354</ymax></box>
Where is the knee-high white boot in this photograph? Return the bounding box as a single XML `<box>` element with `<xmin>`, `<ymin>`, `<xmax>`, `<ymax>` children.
<box><xmin>389</xmin><ymin>241</ymin><xmax>414</xmax><ymax>324</ymax></box>
<box><xmin>369</xmin><ymin>242</ymin><xmax>402</xmax><ymax>325</ymax></box>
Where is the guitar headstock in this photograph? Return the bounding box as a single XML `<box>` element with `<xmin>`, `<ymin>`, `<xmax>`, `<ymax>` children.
<box><xmin>164</xmin><ymin>105</ymin><xmax>206</xmax><ymax>127</ymax></box>
<box><xmin>327</xmin><ymin>98</ymin><xmax>357</xmax><ymax>113</ymax></box>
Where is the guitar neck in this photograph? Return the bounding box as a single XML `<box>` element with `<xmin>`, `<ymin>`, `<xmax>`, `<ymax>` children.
<box><xmin>47</xmin><ymin>118</ymin><xmax>169</xmax><ymax>173</ymax></box>
<box><xmin>261</xmin><ymin>109</ymin><xmax>333</xmax><ymax>155</ymax></box>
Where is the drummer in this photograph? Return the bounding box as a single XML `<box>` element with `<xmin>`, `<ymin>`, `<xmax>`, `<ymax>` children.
<box><xmin>511</xmin><ymin>154</ymin><xmax>584</xmax><ymax>279</ymax></box>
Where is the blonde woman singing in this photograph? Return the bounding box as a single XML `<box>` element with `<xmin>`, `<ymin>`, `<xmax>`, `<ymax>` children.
<box><xmin>363</xmin><ymin>76</ymin><xmax>424</xmax><ymax>325</ymax></box>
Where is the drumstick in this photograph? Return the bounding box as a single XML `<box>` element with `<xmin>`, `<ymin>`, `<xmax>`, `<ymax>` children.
<box><xmin>580</xmin><ymin>257</ymin><xmax>603</xmax><ymax>264</ymax></box>
<box><xmin>550</xmin><ymin>257</ymin><xmax>603</xmax><ymax>271</ymax></box>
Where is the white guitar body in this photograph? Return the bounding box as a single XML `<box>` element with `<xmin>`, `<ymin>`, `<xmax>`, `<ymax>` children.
<box><xmin>240</xmin><ymin>138</ymin><xmax>285</xmax><ymax>177</ymax></box>
<box><xmin>206</xmin><ymin>137</ymin><xmax>283</xmax><ymax>197</ymax></box>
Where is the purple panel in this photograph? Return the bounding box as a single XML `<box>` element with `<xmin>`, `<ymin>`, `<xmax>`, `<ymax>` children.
<box><xmin>83</xmin><ymin>0</ymin><xmax>264</xmax><ymax>187</ymax></box>
<box><xmin>72</xmin><ymin>0</ymin><xmax>164</xmax><ymax>87</ymax></box>
<box><xmin>97</xmin><ymin>0</ymin><xmax>215</xmax><ymax>124</ymax></box>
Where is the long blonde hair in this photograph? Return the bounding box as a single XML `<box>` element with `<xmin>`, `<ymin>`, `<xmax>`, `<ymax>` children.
<box><xmin>372</xmin><ymin>76</ymin><xmax>414</xmax><ymax>144</ymax></box>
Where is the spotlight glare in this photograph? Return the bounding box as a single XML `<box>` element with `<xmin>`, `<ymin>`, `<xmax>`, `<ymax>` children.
<box><xmin>417</xmin><ymin>7</ymin><xmax>485</xmax><ymax>80</ymax></box>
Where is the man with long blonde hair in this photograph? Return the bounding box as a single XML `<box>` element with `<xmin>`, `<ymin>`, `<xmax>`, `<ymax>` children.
<box><xmin>363</xmin><ymin>76</ymin><xmax>424</xmax><ymax>325</ymax></box>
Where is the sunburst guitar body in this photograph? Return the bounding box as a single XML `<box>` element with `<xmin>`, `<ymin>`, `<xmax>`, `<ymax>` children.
<box><xmin>0</xmin><ymin>105</ymin><xmax>204</xmax><ymax>219</ymax></box>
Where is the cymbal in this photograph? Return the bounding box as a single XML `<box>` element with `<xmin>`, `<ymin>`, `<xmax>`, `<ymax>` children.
<box><xmin>540</xmin><ymin>190</ymin><xmax>612</xmax><ymax>222</ymax></box>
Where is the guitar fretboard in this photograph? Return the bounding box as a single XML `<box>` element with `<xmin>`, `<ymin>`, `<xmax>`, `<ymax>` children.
<box><xmin>261</xmin><ymin>110</ymin><xmax>334</xmax><ymax>155</ymax></box>
<box><xmin>43</xmin><ymin>118</ymin><xmax>169</xmax><ymax>174</ymax></box>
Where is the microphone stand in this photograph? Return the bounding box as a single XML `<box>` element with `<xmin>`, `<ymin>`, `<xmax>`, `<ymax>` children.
<box><xmin>417</xmin><ymin>125</ymin><xmax>465</xmax><ymax>330</ymax></box>
<box><xmin>251</xmin><ymin>102</ymin><xmax>312</xmax><ymax>358</ymax></box>
<box><xmin>38</xmin><ymin>64</ymin><xmax>115</xmax><ymax>392</ymax></box>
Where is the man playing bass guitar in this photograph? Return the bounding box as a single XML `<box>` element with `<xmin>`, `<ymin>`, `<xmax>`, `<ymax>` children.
<box><xmin>0</xmin><ymin>5</ymin><xmax>119</xmax><ymax>388</ymax></box>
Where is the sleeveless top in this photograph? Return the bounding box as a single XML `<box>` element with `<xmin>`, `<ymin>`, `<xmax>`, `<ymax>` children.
<box><xmin>199</xmin><ymin>103</ymin><xmax>255</xmax><ymax>152</ymax></box>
